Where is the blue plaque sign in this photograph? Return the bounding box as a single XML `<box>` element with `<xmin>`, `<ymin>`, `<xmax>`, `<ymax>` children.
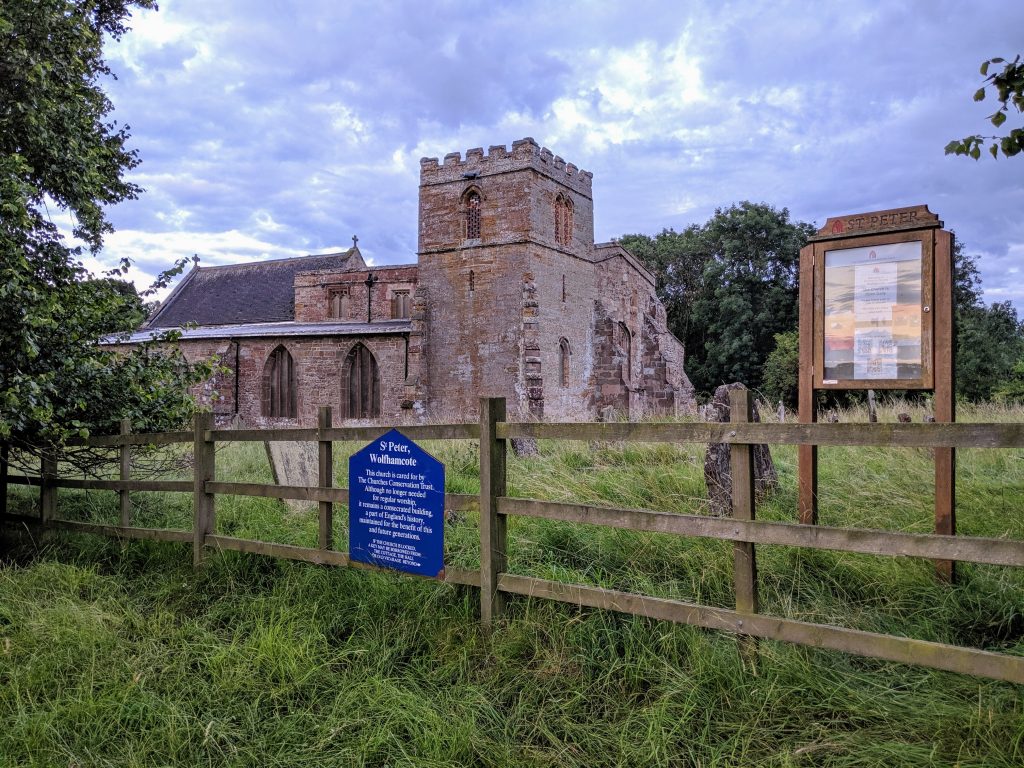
<box><xmin>348</xmin><ymin>429</ymin><xmax>445</xmax><ymax>578</ymax></box>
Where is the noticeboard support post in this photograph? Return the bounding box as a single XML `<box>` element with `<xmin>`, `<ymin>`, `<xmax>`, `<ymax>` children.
<box><xmin>933</xmin><ymin>229</ymin><xmax>956</xmax><ymax>582</ymax></box>
<box><xmin>798</xmin><ymin>242</ymin><xmax>818</xmax><ymax>526</ymax></box>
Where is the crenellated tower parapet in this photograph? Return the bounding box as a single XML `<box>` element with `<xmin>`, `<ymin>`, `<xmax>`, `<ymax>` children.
<box><xmin>419</xmin><ymin>137</ymin><xmax>593</xmax><ymax>197</ymax></box>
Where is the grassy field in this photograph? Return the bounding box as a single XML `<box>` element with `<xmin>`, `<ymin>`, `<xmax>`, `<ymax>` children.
<box><xmin>1</xmin><ymin>402</ymin><xmax>1023</xmax><ymax>766</ymax></box>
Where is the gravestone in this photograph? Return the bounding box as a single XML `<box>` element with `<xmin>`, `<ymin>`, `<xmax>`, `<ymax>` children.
<box><xmin>264</xmin><ymin>440</ymin><xmax>319</xmax><ymax>512</ymax></box>
<box><xmin>704</xmin><ymin>383</ymin><xmax>778</xmax><ymax>517</ymax></box>
<box><xmin>510</xmin><ymin>437</ymin><xmax>539</xmax><ymax>457</ymax></box>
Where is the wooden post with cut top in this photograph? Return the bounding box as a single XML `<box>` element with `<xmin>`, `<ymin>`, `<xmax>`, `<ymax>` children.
<box><xmin>0</xmin><ymin>443</ymin><xmax>8</xmax><ymax>524</ymax></box>
<box><xmin>480</xmin><ymin>397</ymin><xmax>508</xmax><ymax>626</ymax></box>
<box><xmin>730</xmin><ymin>389</ymin><xmax>759</xmax><ymax>614</ymax></box>
<box><xmin>318</xmin><ymin>406</ymin><xmax>333</xmax><ymax>550</ymax></box>
<box><xmin>119</xmin><ymin>418</ymin><xmax>132</xmax><ymax>528</ymax></box>
<box><xmin>730</xmin><ymin>389</ymin><xmax>759</xmax><ymax>664</ymax></box>
<box><xmin>40</xmin><ymin>451</ymin><xmax>58</xmax><ymax>523</ymax></box>
<box><xmin>192</xmin><ymin>412</ymin><xmax>216</xmax><ymax>567</ymax></box>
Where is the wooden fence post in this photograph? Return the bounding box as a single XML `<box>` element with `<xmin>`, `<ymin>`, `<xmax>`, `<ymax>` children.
<box><xmin>40</xmin><ymin>451</ymin><xmax>58</xmax><ymax>523</ymax></box>
<box><xmin>730</xmin><ymin>389</ymin><xmax>759</xmax><ymax>656</ymax></box>
<box><xmin>480</xmin><ymin>397</ymin><xmax>508</xmax><ymax>627</ymax></box>
<box><xmin>0</xmin><ymin>443</ymin><xmax>8</xmax><ymax>524</ymax></box>
<box><xmin>318</xmin><ymin>406</ymin><xmax>333</xmax><ymax>550</ymax></box>
<box><xmin>192</xmin><ymin>412</ymin><xmax>216</xmax><ymax>567</ymax></box>
<box><xmin>119</xmin><ymin>418</ymin><xmax>132</xmax><ymax>528</ymax></box>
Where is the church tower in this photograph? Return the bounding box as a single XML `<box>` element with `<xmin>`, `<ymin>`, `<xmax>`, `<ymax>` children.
<box><xmin>416</xmin><ymin>138</ymin><xmax>597</xmax><ymax>419</ymax></box>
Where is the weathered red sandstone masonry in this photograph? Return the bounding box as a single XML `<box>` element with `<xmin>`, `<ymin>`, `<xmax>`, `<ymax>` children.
<box><xmin>118</xmin><ymin>138</ymin><xmax>694</xmax><ymax>425</ymax></box>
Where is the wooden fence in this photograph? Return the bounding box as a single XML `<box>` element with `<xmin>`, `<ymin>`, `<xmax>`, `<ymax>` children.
<box><xmin>3</xmin><ymin>392</ymin><xmax>1024</xmax><ymax>684</ymax></box>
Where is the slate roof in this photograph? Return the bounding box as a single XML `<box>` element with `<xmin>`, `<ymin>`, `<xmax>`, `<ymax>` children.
<box><xmin>106</xmin><ymin>320</ymin><xmax>413</xmax><ymax>345</ymax></box>
<box><xmin>145</xmin><ymin>247</ymin><xmax>366</xmax><ymax>328</ymax></box>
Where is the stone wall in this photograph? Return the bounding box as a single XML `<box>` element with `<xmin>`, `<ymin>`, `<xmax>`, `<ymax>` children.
<box><xmin>293</xmin><ymin>265</ymin><xmax>418</xmax><ymax>323</ymax></box>
<box><xmin>177</xmin><ymin>335</ymin><xmax>411</xmax><ymax>427</ymax></box>
<box><xmin>592</xmin><ymin>245</ymin><xmax>694</xmax><ymax>417</ymax></box>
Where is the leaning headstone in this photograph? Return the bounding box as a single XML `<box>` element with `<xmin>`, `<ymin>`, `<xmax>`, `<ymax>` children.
<box><xmin>704</xmin><ymin>383</ymin><xmax>779</xmax><ymax>517</ymax></box>
<box><xmin>265</xmin><ymin>440</ymin><xmax>319</xmax><ymax>512</ymax></box>
<box><xmin>510</xmin><ymin>437</ymin><xmax>539</xmax><ymax>457</ymax></box>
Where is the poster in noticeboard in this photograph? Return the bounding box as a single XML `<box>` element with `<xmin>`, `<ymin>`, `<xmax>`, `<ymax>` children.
<box><xmin>822</xmin><ymin>240</ymin><xmax>924</xmax><ymax>383</ymax></box>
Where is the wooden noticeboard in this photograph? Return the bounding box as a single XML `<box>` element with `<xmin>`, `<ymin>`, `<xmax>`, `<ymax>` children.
<box><xmin>797</xmin><ymin>205</ymin><xmax>958</xmax><ymax>581</ymax></box>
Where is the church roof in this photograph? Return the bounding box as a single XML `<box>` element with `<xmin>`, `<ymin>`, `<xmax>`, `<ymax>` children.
<box><xmin>146</xmin><ymin>246</ymin><xmax>366</xmax><ymax>328</ymax></box>
<box><xmin>107</xmin><ymin>319</ymin><xmax>412</xmax><ymax>345</ymax></box>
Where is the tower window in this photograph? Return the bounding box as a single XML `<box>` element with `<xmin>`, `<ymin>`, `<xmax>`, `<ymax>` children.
<box><xmin>554</xmin><ymin>194</ymin><xmax>573</xmax><ymax>246</ymax></box>
<box><xmin>562</xmin><ymin>274</ymin><xmax>566</xmax><ymax>303</ymax></box>
<box><xmin>464</xmin><ymin>190</ymin><xmax>481</xmax><ymax>240</ymax></box>
<box><xmin>391</xmin><ymin>290</ymin><xmax>411</xmax><ymax>319</ymax></box>
<box><xmin>469</xmin><ymin>269</ymin><xmax>475</xmax><ymax>292</ymax></box>
<box><xmin>558</xmin><ymin>337</ymin><xmax>571</xmax><ymax>387</ymax></box>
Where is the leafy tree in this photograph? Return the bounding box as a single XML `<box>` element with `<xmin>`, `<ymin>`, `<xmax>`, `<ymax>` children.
<box><xmin>956</xmin><ymin>301</ymin><xmax>1024</xmax><ymax>402</ymax></box>
<box><xmin>1</xmin><ymin>0</ymin><xmax>210</xmax><ymax>466</ymax></box>
<box><xmin>625</xmin><ymin>203</ymin><xmax>815</xmax><ymax>396</ymax></box>
<box><xmin>761</xmin><ymin>331</ymin><xmax>800</xmax><ymax>408</ymax></box>
<box><xmin>947</xmin><ymin>237</ymin><xmax>1024</xmax><ymax>401</ymax></box>
<box><xmin>993</xmin><ymin>358</ymin><xmax>1024</xmax><ymax>403</ymax></box>
<box><xmin>946</xmin><ymin>54</ymin><xmax>1024</xmax><ymax>159</ymax></box>
<box><xmin>85</xmin><ymin>278</ymin><xmax>150</xmax><ymax>335</ymax></box>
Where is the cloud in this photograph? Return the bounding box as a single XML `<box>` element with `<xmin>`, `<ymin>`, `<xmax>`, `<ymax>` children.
<box><xmin>80</xmin><ymin>0</ymin><xmax>1024</xmax><ymax>309</ymax></box>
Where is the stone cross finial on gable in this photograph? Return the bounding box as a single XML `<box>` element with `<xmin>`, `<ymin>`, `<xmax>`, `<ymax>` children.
<box><xmin>352</xmin><ymin>235</ymin><xmax>359</xmax><ymax>248</ymax></box>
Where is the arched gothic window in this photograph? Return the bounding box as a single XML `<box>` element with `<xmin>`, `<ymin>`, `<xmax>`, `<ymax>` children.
<box><xmin>342</xmin><ymin>343</ymin><xmax>380</xmax><ymax>419</ymax></box>
<box><xmin>262</xmin><ymin>345</ymin><xmax>297</xmax><ymax>418</ymax></box>
<box><xmin>464</xmin><ymin>190</ymin><xmax>481</xmax><ymax>240</ymax></box>
<box><xmin>558</xmin><ymin>337</ymin><xmax>571</xmax><ymax>387</ymax></box>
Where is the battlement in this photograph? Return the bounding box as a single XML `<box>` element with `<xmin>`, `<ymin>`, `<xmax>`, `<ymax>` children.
<box><xmin>420</xmin><ymin>137</ymin><xmax>593</xmax><ymax>196</ymax></box>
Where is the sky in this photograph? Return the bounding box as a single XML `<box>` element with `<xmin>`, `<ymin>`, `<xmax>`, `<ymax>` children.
<box><xmin>87</xmin><ymin>0</ymin><xmax>1024</xmax><ymax>308</ymax></box>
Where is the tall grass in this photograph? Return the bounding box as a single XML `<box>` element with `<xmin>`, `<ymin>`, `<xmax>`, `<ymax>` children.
<box><xmin>1</xmin><ymin>402</ymin><xmax>1023</xmax><ymax>766</ymax></box>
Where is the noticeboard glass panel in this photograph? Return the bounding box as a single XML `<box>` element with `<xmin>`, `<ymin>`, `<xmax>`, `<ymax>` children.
<box><xmin>822</xmin><ymin>240</ymin><xmax>923</xmax><ymax>383</ymax></box>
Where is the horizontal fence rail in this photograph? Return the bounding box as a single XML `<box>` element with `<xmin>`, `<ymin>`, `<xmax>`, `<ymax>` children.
<box><xmin>50</xmin><ymin>519</ymin><xmax>193</xmax><ymax>543</ymax></box>
<box><xmin>497</xmin><ymin>574</ymin><xmax>1024</xmax><ymax>684</ymax></box>
<box><xmin>499</xmin><ymin>420</ymin><xmax>1024</xmax><ymax>449</ymax></box>
<box><xmin>65</xmin><ymin>430</ymin><xmax>193</xmax><ymax>447</ymax></box>
<box><xmin>6</xmin><ymin>476</ymin><xmax>191</xmax><ymax>493</ymax></box>
<box><xmin>498</xmin><ymin>497</ymin><xmax>1024</xmax><ymax>568</ymax></box>
<box><xmin>2</xmin><ymin>398</ymin><xmax>1024</xmax><ymax>685</ymax></box>
<box><xmin>208</xmin><ymin>423</ymin><xmax>480</xmax><ymax>443</ymax></box>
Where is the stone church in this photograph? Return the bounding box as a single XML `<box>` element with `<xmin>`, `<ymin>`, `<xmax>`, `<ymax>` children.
<box><xmin>121</xmin><ymin>138</ymin><xmax>694</xmax><ymax>425</ymax></box>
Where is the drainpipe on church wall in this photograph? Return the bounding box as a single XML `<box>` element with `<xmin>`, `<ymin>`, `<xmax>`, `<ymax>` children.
<box><xmin>364</xmin><ymin>272</ymin><xmax>378</xmax><ymax>323</ymax></box>
<box><xmin>232</xmin><ymin>339</ymin><xmax>240</xmax><ymax>417</ymax></box>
